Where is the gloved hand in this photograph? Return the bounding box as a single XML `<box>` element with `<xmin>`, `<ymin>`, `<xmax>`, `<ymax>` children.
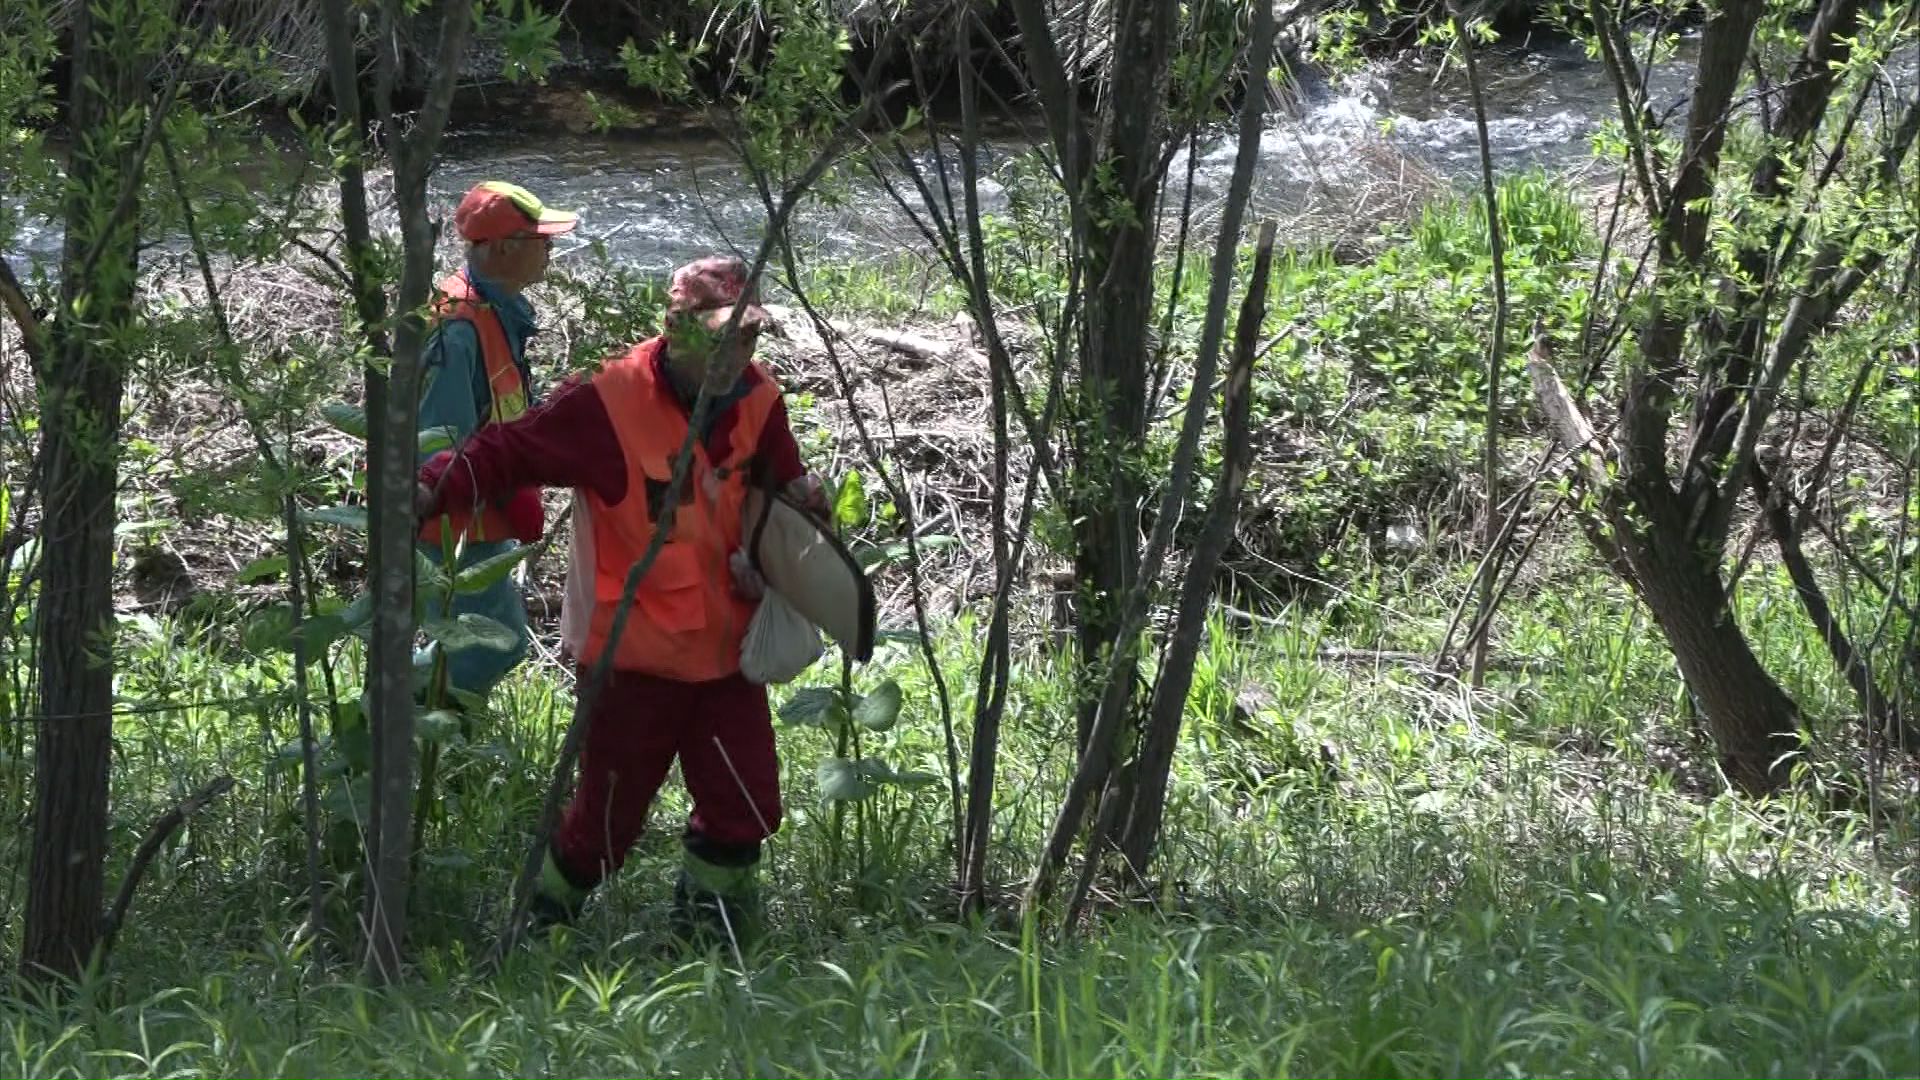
<box><xmin>416</xmin><ymin>449</ymin><xmax>542</xmax><ymax>543</ymax></box>
<box><xmin>786</xmin><ymin>473</ymin><xmax>829</xmax><ymax>522</ymax></box>
<box><xmin>417</xmin><ymin>450</ymin><xmax>455</xmax><ymax>521</ymax></box>
<box><xmin>729</xmin><ymin>549</ymin><xmax>766</xmax><ymax>601</ymax></box>
<box><xmin>503</xmin><ymin>487</ymin><xmax>545</xmax><ymax>543</ymax></box>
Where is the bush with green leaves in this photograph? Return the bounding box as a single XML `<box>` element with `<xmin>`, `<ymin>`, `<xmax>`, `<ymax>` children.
<box><xmin>1232</xmin><ymin>172</ymin><xmax>1597</xmax><ymax>572</ymax></box>
<box><xmin>247</xmin><ymin>401</ymin><xmax>539</xmax><ymax>881</ymax></box>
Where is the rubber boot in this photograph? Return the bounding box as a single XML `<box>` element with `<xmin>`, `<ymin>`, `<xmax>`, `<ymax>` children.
<box><xmin>525</xmin><ymin>846</ymin><xmax>591</xmax><ymax>936</ymax></box>
<box><xmin>669</xmin><ymin>847</ymin><xmax>763</xmax><ymax>953</ymax></box>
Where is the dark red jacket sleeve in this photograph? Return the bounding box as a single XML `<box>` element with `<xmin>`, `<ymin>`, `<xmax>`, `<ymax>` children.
<box><xmin>752</xmin><ymin>395</ymin><xmax>806</xmax><ymax>490</ymax></box>
<box><xmin>419</xmin><ymin>375</ymin><xmax>629</xmax><ymax>514</ymax></box>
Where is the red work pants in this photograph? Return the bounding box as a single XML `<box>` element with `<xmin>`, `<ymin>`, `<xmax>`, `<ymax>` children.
<box><xmin>549</xmin><ymin>667</ymin><xmax>783</xmax><ymax>888</ymax></box>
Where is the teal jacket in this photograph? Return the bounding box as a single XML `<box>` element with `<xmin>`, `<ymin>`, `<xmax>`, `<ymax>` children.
<box><xmin>418</xmin><ymin>263</ymin><xmax>539</xmax><ymax>466</ymax></box>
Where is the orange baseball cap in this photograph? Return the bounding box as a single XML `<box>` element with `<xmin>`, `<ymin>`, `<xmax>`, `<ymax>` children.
<box><xmin>453</xmin><ymin>181</ymin><xmax>578</xmax><ymax>243</ymax></box>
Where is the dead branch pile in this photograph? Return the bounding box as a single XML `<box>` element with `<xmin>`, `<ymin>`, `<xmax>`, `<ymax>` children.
<box><xmin>756</xmin><ymin>306</ymin><xmax>1051</xmax><ymax>631</ymax></box>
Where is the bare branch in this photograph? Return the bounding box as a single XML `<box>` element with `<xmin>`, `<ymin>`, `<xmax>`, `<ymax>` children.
<box><xmin>0</xmin><ymin>258</ymin><xmax>46</xmax><ymax>374</ymax></box>
<box><xmin>1588</xmin><ymin>0</ymin><xmax>1666</xmax><ymax>217</ymax></box>
<box><xmin>1111</xmin><ymin>219</ymin><xmax>1278</xmax><ymax>880</ymax></box>
<box><xmin>1448</xmin><ymin>0</ymin><xmax>1511</xmax><ymax>687</ymax></box>
<box><xmin>1031</xmin><ymin>0</ymin><xmax>1274</xmax><ymax>913</ymax></box>
<box><xmin>95</xmin><ymin>775</ymin><xmax>237</xmax><ymax>963</ymax></box>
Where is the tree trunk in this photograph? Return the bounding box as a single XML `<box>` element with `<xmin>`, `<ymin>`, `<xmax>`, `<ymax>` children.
<box><xmin>1069</xmin><ymin>0</ymin><xmax>1179</xmax><ymax>757</ymax></box>
<box><xmin>1753</xmin><ymin>464</ymin><xmax>1914</xmax><ymax>750</ymax></box>
<box><xmin>1119</xmin><ymin>221</ymin><xmax>1276</xmax><ymax>874</ymax></box>
<box><xmin>21</xmin><ymin>0</ymin><xmax>141</xmax><ymax>982</ymax></box>
<box><xmin>356</xmin><ymin>0</ymin><xmax>475</xmax><ymax>982</ymax></box>
<box><xmin>1619</xmin><ymin>517</ymin><xmax>1802</xmax><ymax>793</ymax></box>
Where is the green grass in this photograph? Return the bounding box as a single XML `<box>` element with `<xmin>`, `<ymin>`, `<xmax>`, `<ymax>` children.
<box><xmin>3</xmin><ymin>166</ymin><xmax>1915</xmax><ymax>1077</ymax></box>
<box><xmin>2</xmin><ymin>535</ymin><xmax>1915</xmax><ymax>1077</ymax></box>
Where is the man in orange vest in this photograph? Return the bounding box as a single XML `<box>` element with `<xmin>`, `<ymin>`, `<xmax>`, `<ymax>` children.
<box><xmin>415</xmin><ymin>181</ymin><xmax>578</xmax><ymax>708</ymax></box>
<box><xmin>416</xmin><ymin>255</ymin><xmax>825</xmax><ymax>947</ymax></box>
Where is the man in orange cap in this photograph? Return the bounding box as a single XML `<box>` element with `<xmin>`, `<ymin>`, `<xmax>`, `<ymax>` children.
<box><xmin>414</xmin><ymin>181</ymin><xmax>578</xmax><ymax>709</ymax></box>
<box><xmin>416</xmin><ymin>255</ymin><xmax>826</xmax><ymax>948</ymax></box>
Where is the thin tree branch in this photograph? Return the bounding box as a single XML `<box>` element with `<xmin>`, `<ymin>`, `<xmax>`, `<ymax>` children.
<box><xmin>1030</xmin><ymin>0</ymin><xmax>1274</xmax><ymax>914</ymax></box>
<box><xmin>0</xmin><ymin>258</ymin><xmax>47</xmax><ymax>375</ymax></box>
<box><xmin>94</xmin><ymin>775</ymin><xmax>237</xmax><ymax>963</ymax></box>
<box><xmin>1449</xmin><ymin>0</ymin><xmax>1510</xmax><ymax>688</ymax></box>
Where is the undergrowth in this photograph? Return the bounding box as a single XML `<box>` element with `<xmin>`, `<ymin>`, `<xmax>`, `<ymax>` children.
<box><xmin>3</xmin><ymin>538</ymin><xmax>1916</xmax><ymax>1077</ymax></box>
<box><xmin>3</xmin><ymin>174</ymin><xmax>1916</xmax><ymax>1078</ymax></box>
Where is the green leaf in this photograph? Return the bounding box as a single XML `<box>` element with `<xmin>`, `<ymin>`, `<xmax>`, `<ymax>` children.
<box><xmin>321</xmin><ymin>401</ymin><xmax>368</xmax><ymax>439</ymax></box>
<box><xmin>454</xmin><ymin>543</ymin><xmax>538</xmax><ymax>594</ymax></box>
<box><xmin>302</xmin><ymin>505</ymin><xmax>368</xmax><ymax>532</ymax></box>
<box><xmin>816</xmin><ymin>756</ymin><xmax>873</xmax><ymax>802</ymax></box>
<box><xmin>444</xmin><ymin>686</ymin><xmax>490</xmax><ymax>715</ymax></box>
<box><xmin>415</xmin><ymin>548</ymin><xmax>450</xmax><ymax>593</ymax></box>
<box><xmin>421</xmin><ymin>613</ymin><xmax>520</xmax><ymax>654</ymax></box>
<box><xmin>417</xmin><ymin>426</ymin><xmax>458</xmax><ymax>456</ymax></box>
<box><xmin>285</xmin><ymin>613</ymin><xmax>348</xmax><ymax>654</ymax></box>
<box><xmin>856</xmin><ymin>534</ymin><xmax>958</xmax><ymax>570</ymax></box>
<box><xmin>779</xmin><ymin>686</ymin><xmax>839</xmax><ymax>726</ymax></box>
<box><xmin>833</xmin><ymin>469</ymin><xmax>869</xmax><ymax>530</ymax></box>
<box><xmin>853</xmin><ymin>679</ymin><xmax>903</xmax><ymax>732</ymax></box>
<box><xmin>322</xmin><ymin>773</ymin><xmax>371</xmax><ymax>821</ymax></box>
<box><xmin>237</xmin><ymin>554</ymin><xmax>288</xmax><ymax>583</ymax></box>
<box><xmin>335</xmin><ymin>704</ymin><xmax>372</xmax><ymax>775</ymax></box>
<box><xmin>338</xmin><ymin>591</ymin><xmax>375</xmax><ymax>631</ymax></box>
<box><xmin>859</xmin><ymin>758</ymin><xmax>939</xmax><ymax>789</ymax></box>
<box><xmin>417</xmin><ymin>708</ymin><xmax>463</xmax><ymax>743</ymax></box>
<box><xmin>242</xmin><ymin>603</ymin><xmax>295</xmax><ymax>653</ymax></box>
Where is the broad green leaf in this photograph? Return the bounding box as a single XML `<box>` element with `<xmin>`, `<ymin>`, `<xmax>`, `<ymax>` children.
<box><xmin>444</xmin><ymin>686</ymin><xmax>489</xmax><ymax>714</ymax></box>
<box><xmin>335</xmin><ymin>710</ymin><xmax>372</xmax><ymax>775</ymax></box>
<box><xmin>415</xmin><ymin>548</ymin><xmax>450</xmax><ymax>592</ymax></box>
<box><xmin>237</xmin><ymin>554</ymin><xmax>288</xmax><ymax>583</ymax></box>
<box><xmin>290</xmin><ymin>613</ymin><xmax>350</xmax><ymax>653</ymax></box>
<box><xmin>778</xmin><ymin>686</ymin><xmax>839</xmax><ymax>726</ymax></box>
<box><xmin>858</xmin><ymin>757</ymin><xmax>939</xmax><ymax>789</ymax></box>
<box><xmin>853</xmin><ymin>679</ymin><xmax>903</xmax><ymax>732</ymax></box>
<box><xmin>302</xmin><ymin>504</ymin><xmax>368</xmax><ymax>532</ymax></box>
<box><xmin>418</xmin><ymin>426</ymin><xmax>458</xmax><ymax>456</ymax></box>
<box><xmin>421</xmin><ymin>613</ymin><xmax>520</xmax><ymax>654</ymax></box>
<box><xmin>833</xmin><ymin>469</ymin><xmax>868</xmax><ymax>530</ymax></box>
<box><xmin>417</xmin><ymin>708</ymin><xmax>463</xmax><ymax>743</ymax></box>
<box><xmin>321</xmin><ymin>401</ymin><xmax>368</xmax><ymax>439</ymax></box>
<box><xmin>454</xmin><ymin>543</ymin><xmax>538</xmax><ymax>594</ymax></box>
<box><xmin>321</xmin><ymin>773</ymin><xmax>372</xmax><ymax>820</ymax></box>
<box><xmin>856</xmin><ymin>534</ymin><xmax>958</xmax><ymax>570</ymax></box>
<box><xmin>339</xmin><ymin>591</ymin><xmax>375</xmax><ymax>630</ymax></box>
<box><xmin>242</xmin><ymin>603</ymin><xmax>295</xmax><ymax>653</ymax></box>
<box><xmin>816</xmin><ymin>756</ymin><xmax>872</xmax><ymax>802</ymax></box>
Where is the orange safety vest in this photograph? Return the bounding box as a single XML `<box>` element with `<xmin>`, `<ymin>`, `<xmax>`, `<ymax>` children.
<box><xmin>558</xmin><ymin>337</ymin><xmax>781</xmax><ymax>683</ymax></box>
<box><xmin>418</xmin><ymin>271</ymin><xmax>532</xmax><ymax>545</ymax></box>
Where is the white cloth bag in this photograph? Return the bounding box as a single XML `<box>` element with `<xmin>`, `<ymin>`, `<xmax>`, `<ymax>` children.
<box><xmin>740</xmin><ymin>588</ymin><xmax>825</xmax><ymax>684</ymax></box>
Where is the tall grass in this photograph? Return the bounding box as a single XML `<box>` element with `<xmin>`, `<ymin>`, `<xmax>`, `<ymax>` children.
<box><xmin>2</xmin><ymin>169</ymin><xmax>1914</xmax><ymax>1078</ymax></box>
<box><xmin>2</xmin><ymin>534</ymin><xmax>1914</xmax><ymax>1077</ymax></box>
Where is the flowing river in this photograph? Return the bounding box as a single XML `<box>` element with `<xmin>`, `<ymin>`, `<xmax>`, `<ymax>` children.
<box><xmin>5</xmin><ymin>35</ymin><xmax>1914</xmax><ymax>271</ymax></box>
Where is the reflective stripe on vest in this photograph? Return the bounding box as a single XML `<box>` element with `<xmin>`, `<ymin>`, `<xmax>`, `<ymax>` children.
<box><xmin>418</xmin><ymin>271</ymin><xmax>532</xmax><ymax>546</ymax></box>
<box><xmin>569</xmin><ymin>336</ymin><xmax>780</xmax><ymax>682</ymax></box>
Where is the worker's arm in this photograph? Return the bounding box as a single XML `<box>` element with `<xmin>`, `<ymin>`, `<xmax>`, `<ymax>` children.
<box><xmin>753</xmin><ymin>396</ymin><xmax>828</xmax><ymax>517</ymax></box>
<box><xmin>416</xmin><ymin>320</ymin><xmax>487</xmax><ymax>466</ymax></box>
<box><xmin>418</xmin><ymin>375</ymin><xmax>628</xmax><ymax>521</ymax></box>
